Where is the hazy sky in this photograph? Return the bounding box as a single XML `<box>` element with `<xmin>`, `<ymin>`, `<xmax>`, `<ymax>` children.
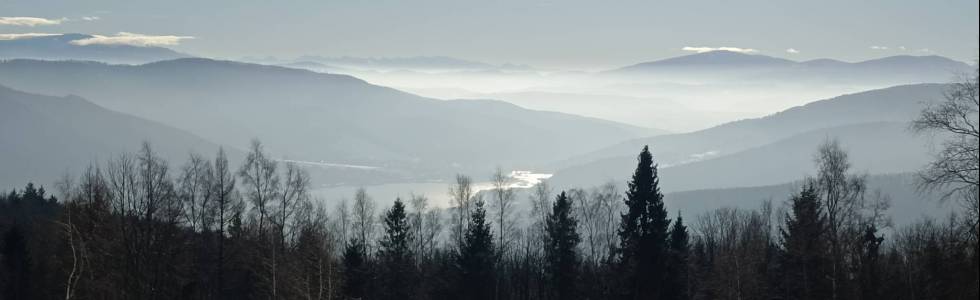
<box><xmin>3</xmin><ymin>0</ymin><xmax>978</xmax><ymax>69</ymax></box>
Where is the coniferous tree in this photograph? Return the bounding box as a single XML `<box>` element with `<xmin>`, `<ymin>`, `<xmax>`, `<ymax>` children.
<box><xmin>779</xmin><ymin>184</ymin><xmax>830</xmax><ymax>300</ymax></box>
<box><xmin>1</xmin><ymin>225</ymin><xmax>31</xmax><ymax>300</ymax></box>
<box><xmin>857</xmin><ymin>225</ymin><xmax>883</xmax><ymax>300</ymax></box>
<box><xmin>664</xmin><ymin>213</ymin><xmax>689</xmax><ymax>300</ymax></box>
<box><xmin>457</xmin><ymin>200</ymin><xmax>494</xmax><ymax>300</ymax></box>
<box><xmin>342</xmin><ymin>239</ymin><xmax>369</xmax><ymax>300</ymax></box>
<box><xmin>617</xmin><ymin>145</ymin><xmax>670</xmax><ymax>299</ymax></box>
<box><xmin>544</xmin><ymin>191</ymin><xmax>580</xmax><ymax>300</ymax></box>
<box><xmin>378</xmin><ymin>198</ymin><xmax>416</xmax><ymax>300</ymax></box>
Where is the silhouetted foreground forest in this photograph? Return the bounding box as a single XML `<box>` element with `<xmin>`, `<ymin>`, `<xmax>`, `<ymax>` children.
<box><xmin>0</xmin><ymin>72</ymin><xmax>977</xmax><ymax>300</ymax></box>
<box><xmin>0</xmin><ymin>141</ymin><xmax>975</xmax><ymax>300</ymax></box>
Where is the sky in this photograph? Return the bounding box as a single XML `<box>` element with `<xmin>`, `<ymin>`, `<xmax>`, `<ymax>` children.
<box><xmin>2</xmin><ymin>0</ymin><xmax>978</xmax><ymax>69</ymax></box>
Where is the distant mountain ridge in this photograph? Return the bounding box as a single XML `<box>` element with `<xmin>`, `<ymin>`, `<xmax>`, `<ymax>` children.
<box><xmin>547</xmin><ymin>83</ymin><xmax>948</xmax><ymax>191</ymax></box>
<box><xmin>241</xmin><ymin>55</ymin><xmax>534</xmax><ymax>73</ymax></box>
<box><xmin>621</xmin><ymin>50</ymin><xmax>796</xmax><ymax>69</ymax></box>
<box><xmin>0</xmin><ymin>58</ymin><xmax>649</xmax><ymax>181</ymax></box>
<box><xmin>609</xmin><ymin>51</ymin><xmax>971</xmax><ymax>85</ymax></box>
<box><xmin>0</xmin><ymin>33</ymin><xmax>189</xmax><ymax>64</ymax></box>
<box><xmin>298</xmin><ymin>55</ymin><xmax>496</xmax><ymax>71</ymax></box>
<box><xmin>552</xmin><ymin>83</ymin><xmax>946</xmax><ymax>170</ymax></box>
<box><xmin>614</xmin><ymin>50</ymin><xmax>968</xmax><ymax>72</ymax></box>
<box><xmin>550</xmin><ymin>121</ymin><xmax>933</xmax><ymax>192</ymax></box>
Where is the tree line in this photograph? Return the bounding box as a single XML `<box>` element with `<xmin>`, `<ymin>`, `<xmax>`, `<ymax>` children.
<box><xmin>0</xmin><ymin>140</ymin><xmax>976</xmax><ymax>300</ymax></box>
<box><xmin>0</xmin><ymin>70</ymin><xmax>977</xmax><ymax>300</ymax></box>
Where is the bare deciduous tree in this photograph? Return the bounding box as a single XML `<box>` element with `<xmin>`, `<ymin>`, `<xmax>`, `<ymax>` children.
<box><xmin>55</xmin><ymin>173</ymin><xmax>83</xmax><ymax>300</ymax></box>
<box><xmin>528</xmin><ymin>180</ymin><xmax>552</xmax><ymax>259</ymax></box>
<box><xmin>813</xmin><ymin>139</ymin><xmax>868</xmax><ymax>300</ymax></box>
<box><xmin>572</xmin><ymin>187</ymin><xmax>603</xmax><ymax>265</ymax></box>
<box><xmin>179</xmin><ymin>153</ymin><xmax>214</xmax><ymax>232</ymax></box>
<box><xmin>295</xmin><ymin>201</ymin><xmax>337</xmax><ymax>300</ymax></box>
<box><xmin>409</xmin><ymin>194</ymin><xmax>441</xmax><ymax>262</ymax></box>
<box><xmin>490</xmin><ymin>167</ymin><xmax>518</xmax><ymax>255</ymax></box>
<box><xmin>333</xmin><ymin>198</ymin><xmax>351</xmax><ymax>247</ymax></box>
<box><xmin>422</xmin><ymin>206</ymin><xmax>442</xmax><ymax>259</ymax></box>
<box><xmin>276</xmin><ymin>162</ymin><xmax>311</xmax><ymax>247</ymax></box>
<box><xmin>269</xmin><ymin>162</ymin><xmax>311</xmax><ymax>298</ymax></box>
<box><xmin>352</xmin><ymin>188</ymin><xmax>377</xmax><ymax>252</ymax></box>
<box><xmin>100</xmin><ymin>142</ymin><xmax>184</xmax><ymax>298</ymax></box>
<box><xmin>239</xmin><ymin>139</ymin><xmax>280</xmax><ymax>235</ymax></box>
<box><xmin>593</xmin><ymin>182</ymin><xmax>623</xmax><ymax>262</ymax></box>
<box><xmin>410</xmin><ymin>194</ymin><xmax>428</xmax><ymax>261</ymax></box>
<box><xmin>911</xmin><ymin>67</ymin><xmax>979</xmax><ymax>218</ymax></box>
<box><xmin>211</xmin><ymin>147</ymin><xmax>238</xmax><ymax>295</ymax></box>
<box><xmin>693</xmin><ymin>203</ymin><xmax>774</xmax><ymax>299</ymax></box>
<box><xmin>449</xmin><ymin>174</ymin><xmax>475</xmax><ymax>248</ymax></box>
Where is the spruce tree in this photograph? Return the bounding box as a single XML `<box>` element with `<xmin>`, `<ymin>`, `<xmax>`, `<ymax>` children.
<box><xmin>378</xmin><ymin>198</ymin><xmax>416</xmax><ymax>300</ymax></box>
<box><xmin>618</xmin><ymin>145</ymin><xmax>670</xmax><ymax>299</ymax></box>
<box><xmin>779</xmin><ymin>184</ymin><xmax>830</xmax><ymax>300</ymax></box>
<box><xmin>664</xmin><ymin>213</ymin><xmax>689</xmax><ymax>300</ymax></box>
<box><xmin>342</xmin><ymin>239</ymin><xmax>369</xmax><ymax>299</ymax></box>
<box><xmin>1</xmin><ymin>225</ymin><xmax>31</xmax><ymax>300</ymax></box>
<box><xmin>544</xmin><ymin>191</ymin><xmax>581</xmax><ymax>300</ymax></box>
<box><xmin>857</xmin><ymin>225</ymin><xmax>883</xmax><ymax>300</ymax></box>
<box><xmin>456</xmin><ymin>200</ymin><xmax>494</xmax><ymax>300</ymax></box>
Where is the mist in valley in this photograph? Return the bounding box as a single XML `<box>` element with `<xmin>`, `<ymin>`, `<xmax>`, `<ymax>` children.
<box><xmin>1</xmin><ymin>1</ymin><xmax>978</xmax><ymax>299</ymax></box>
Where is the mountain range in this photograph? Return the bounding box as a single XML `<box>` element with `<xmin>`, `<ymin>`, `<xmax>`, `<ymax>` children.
<box><xmin>609</xmin><ymin>50</ymin><xmax>971</xmax><ymax>85</ymax></box>
<box><xmin>0</xmin><ymin>58</ymin><xmax>651</xmax><ymax>184</ymax></box>
<box><xmin>0</xmin><ymin>33</ymin><xmax>189</xmax><ymax>64</ymax></box>
<box><xmin>548</xmin><ymin>84</ymin><xmax>948</xmax><ymax>192</ymax></box>
<box><xmin>0</xmin><ymin>35</ymin><xmax>970</xmax><ymax>195</ymax></box>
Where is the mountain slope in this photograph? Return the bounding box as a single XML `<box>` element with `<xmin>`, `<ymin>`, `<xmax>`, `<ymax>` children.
<box><xmin>616</xmin><ymin>50</ymin><xmax>796</xmax><ymax>71</ymax></box>
<box><xmin>658</xmin><ymin>122</ymin><xmax>930</xmax><ymax>191</ymax></box>
<box><xmin>551</xmin><ymin>83</ymin><xmax>946</xmax><ymax>173</ymax></box>
<box><xmin>0</xmin><ymin>58</ymin><xmax>647</xmax><ymax>179</ymax></box>
<box><xmin>609</xmin><ymin>51</ymin><xmax>970</xmax><ymax>84</ymax></box>
<box><xmin>0</xmin><ymin>33</ymin><xmax>189</xmax><ymax>64</ymax></box>
<box><xmin>293</xmin><ymin>55</ymin><xmax>498</xmax><ymax>72</ymax></box>
<box><xmin>665</xmin><ymin>173</ymin><xmax>952</xmax><ymax>227</ymax></box>
<box><xmin>549</xmin><ymin>122</ymin><xmax>931</xmax><ymax>192</ymax></box>
<box><xmin>0</xmin><ymin>84</ymin><xmax>231</xmax><ymax>190</ymax></box>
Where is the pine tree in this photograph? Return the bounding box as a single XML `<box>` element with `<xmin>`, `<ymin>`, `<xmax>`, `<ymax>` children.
<box><xmin>544</xmin><ymin>191</ymin><xmax>580</xmax><ymax>300</ymax></box>
<box><xmin>378</xmin><ymin>198</ymin><xmax>416</xmax><ymax>300</ymax></box>
<box><xmin>617</xmin><ymin>145</ymin><xmax>670</xmax><ymax>299</ymax></box>
<box><xmin>457</xmin><ymin>200</ymin><xmax>494</xmax><ymax>300</ymax></box>
<box><xmin>664</xmin><ymin>213</ymin><xmax>689</xmax><ymax>300</ymax></box>
<box><xmin>779</xmin><ymin>184</ymin><xmax>830</xmax><ymax>300</ymax></box>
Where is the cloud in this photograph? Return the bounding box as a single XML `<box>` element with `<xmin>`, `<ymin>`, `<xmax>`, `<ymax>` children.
<box><xmin>786</xmin><ymin>48</ymin><xmax>800</xmax><ymax>54</ymax></box>
<box><xmin>918</xmin><ymin>48</ymin><xmax>932</xmax><ymax>53</ymax></box>
<box><xmin>870</xmin><ymin>45</ymin><xmax>889</xmax><ymax>50</ymax></box>
<box><xmin>0</xmin><ymin>17</ymin><xmax>66</xmax><ymax>26</ymax></box>
<box><xmin>682</xmin><ymin>46</ymin><xmax>758</xmax><ymax>54</ymax></box>
<box><xmin>0</xmin><ymin>33</ymin><xmax>63</xmax><ymax>40</ymax></box>
<box><xmin>81</xmin><ymin>16</ymin><xmax>101</xmax><ymax>21</ymax></box>
<box><xmin>898</xmin><ymin>46</ymin><xmax>907</xmax><ymax>51</ymax></box>
<box><xmin>70</xmin><ymin>32</ymin><xmax>194</xmax><ymax>47</ymax></box>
